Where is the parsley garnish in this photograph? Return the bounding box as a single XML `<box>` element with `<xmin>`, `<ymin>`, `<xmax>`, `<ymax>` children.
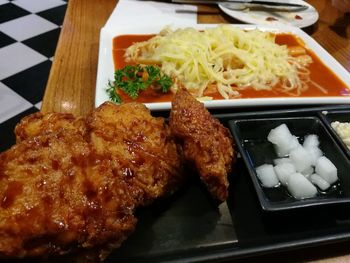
<box><xmin>106</xmin><ymin>65</ymin><xmax>172</xmax><ymax>103</ymax></box>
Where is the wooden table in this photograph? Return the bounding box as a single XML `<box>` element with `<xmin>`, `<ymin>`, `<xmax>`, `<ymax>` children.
<box><xmin>41</xmin><ymin>0</ymin><xmax>350</xmax><ymax>261</ymax></box>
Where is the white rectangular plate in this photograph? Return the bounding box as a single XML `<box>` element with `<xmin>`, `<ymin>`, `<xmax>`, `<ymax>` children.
<box><xmin>95</xmin><ymin>24</ymin><xmax>350</xmax><ymax>111</ymax></box>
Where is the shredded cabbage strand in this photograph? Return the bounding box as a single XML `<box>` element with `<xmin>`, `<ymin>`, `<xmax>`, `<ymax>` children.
<box><xmin>125</xmin><ymin>25</ymin><xmax>311</xmax><ymax>99</ymax></box>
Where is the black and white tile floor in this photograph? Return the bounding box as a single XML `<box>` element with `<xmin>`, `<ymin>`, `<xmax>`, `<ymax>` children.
<box><xmin>0</xmin><ymin>0</ymin><xmax>67</xmax><ymax>151</ymax></box>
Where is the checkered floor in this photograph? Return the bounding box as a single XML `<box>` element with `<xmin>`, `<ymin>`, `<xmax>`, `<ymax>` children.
<box><xmin>0</xmin><ymin>0</ymin><xmax>67</xmax><ymax>151</ymax></box>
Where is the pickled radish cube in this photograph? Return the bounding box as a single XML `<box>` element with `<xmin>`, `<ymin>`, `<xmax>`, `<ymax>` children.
<box><xmin>315</xmin><ymin>156</ymin><xmax>338</xmax><ymax>184</ymax></box>
<box><xmin>273</xmin><ymin>157</ymin><xmax>293</xmax><ymax>165</ymax></box>
<box><xmin>287</xmin><ymin>173</ymin><xmax>318</xmax><ymax>199</ymax></box>
<box><xmin>310</xmin><ymin>173</ymin><xmax>331</xmax><ymax>191</ymax></box>
<box><xmin>305</xmin><ymin>146</ymin><xmax>323</xmax><ymax>166</ymax></box>
<box><xmin>303</xmin><ymin>134</ymin><xmax>320</xmax><ymax>149</ymax></box>
<box><xmin>274</xmin><ymin>162</ymin><xmax>296</xmax><ymax>186</ymax></box>
<box><xmin>301</xmin><ymin>166</ymin><xmax>314</xmax><ymax>178</ymax></box>
<box><xmin>289</xmin><ymin>146</ymin><xmax>313</xmax><ymax>173</ymax></box>
<box><xmin>274</xmin><ymin>135</ymin><xmax>300</xmax><ymax>157</ymax></box>
<box><xmin>255</xmin><ymin>164</ymin><xmax>279</xmax><ymax>187</ymax></box>
<box><xmin>267</xmin><ymin>124</ymin><xmax>293</xmax><ymax>144</ymax></box>
<box><xmin>268</xmin><ymin>124</ymin><xmax>299</xmax><ymax>157</ymax></box>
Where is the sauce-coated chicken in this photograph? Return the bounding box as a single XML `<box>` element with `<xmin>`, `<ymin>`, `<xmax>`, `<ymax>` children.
<box><xmin>0</xmin><ymin>93</ymin><xmax>235</xmax><ymax>261</ymax></box>
<box><xmin>87</xmin><ymin>102</ymin><xmax>184</xmax><ymax>207</ymax></box>
<box><xmin>0</xmin><ymin>102</ymin><xmax>183</xmax><ymax>261</ymax></box>
<box><xmin>170</xmin><ymin>89</ymin><xmax>235</xmax><ymax>202</ymax></box>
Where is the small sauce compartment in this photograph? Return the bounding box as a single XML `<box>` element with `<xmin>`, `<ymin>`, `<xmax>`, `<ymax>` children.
<box><xmin>229</xmin><ymin>117</ymin><xmax>350</xmax><ymax>211</ymax></box>
<box><xmin>319</xmin><ymin>110</ymin><xmax>350</xmax><ymax>158</ymax></box>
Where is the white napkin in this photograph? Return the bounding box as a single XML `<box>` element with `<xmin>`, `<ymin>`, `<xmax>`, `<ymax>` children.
<box><xmin>104</xmin><ymin>0</ymin><xmax>198</xmax><ymax>30</ymax></box>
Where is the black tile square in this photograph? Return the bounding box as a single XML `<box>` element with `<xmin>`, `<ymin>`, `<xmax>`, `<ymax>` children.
<box><xmin>2</xmin><ymin>60</ymin><xmax>52</xmax><ymax>104</ymax></box>
<box><xmin>0</xmin><ymin>3</ymin><xmax>30</xmax><ymax>23</ymax></box>
<box><xmin>0</xmin><ymin>107</ymin><xmax>39</xmax><ymax>152</ymax></box>
<box><xmin>0</xmin><ymin>31</ymin><xmax>16</xmax><ymax>48</ymax></box>
<box><xmin>22</xmin><ymin>28</ymin><xmax>61</xmax><ymax>58</ymax></box>
<box><xmin>37</xmin><ymin>4</ymin><xmax>67</xmax><ymax>26</ymax></box>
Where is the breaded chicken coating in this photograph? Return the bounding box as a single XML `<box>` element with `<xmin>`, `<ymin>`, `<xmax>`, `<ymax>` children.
<box><xmin>87</xmin><ymin>102</ymin><xmax>184</xmax><ymax>206</ymax></box>
<box><xmin>0</xmin><ymin>102</ymin><xmax>183</xmax><ymax>261</ymax></box>
<box><xmin>170</xmin><ymin>89</ymin><xmax>235</xmax><ymax>202</ymax></box>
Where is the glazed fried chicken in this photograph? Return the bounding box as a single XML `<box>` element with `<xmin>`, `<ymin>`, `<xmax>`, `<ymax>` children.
<box><xmin>87</xmin><ymin>102</ymin><xmax>184</xmax><ymax>206</ymax></box>
<box><xmin>169</xmin><ymin>89</ymin><xmax>235</xmax><ymax>202</ymax></box>
<box><xmin>0</xmin><ymin>92</ymin><xmax>233</xmax><ymax>260</ymax></box>
<box><xmin>14</xmin><ymin>111</ymin><xmax>87</xmax><ymax>142</ymax></box>
<box><xmin>0</xmin><ymin>111</ymin><xmax>137</xmax><ymax>260</ymax></box>
<box><xmin>0</xmin><ymin>102</ymin><xmax>183</xmax><ymax>260</ymax></box>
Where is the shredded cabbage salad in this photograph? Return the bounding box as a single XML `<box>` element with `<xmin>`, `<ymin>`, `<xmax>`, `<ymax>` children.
<box><xmin>125</xmin><ymin>25</ymin><xmax>312</xmax><ymax>99</ymax></box>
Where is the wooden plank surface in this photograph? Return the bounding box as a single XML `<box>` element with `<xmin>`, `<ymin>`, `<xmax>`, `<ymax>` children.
<box><xmin>41</xmin><ymin>0</ymin><xmax>117</xmax><ymax>116</ymax></box>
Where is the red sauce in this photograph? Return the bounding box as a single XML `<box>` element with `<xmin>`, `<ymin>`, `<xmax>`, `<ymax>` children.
<box><xmin>112</xmin><ymin>33</ymin><xmax>350</xmax><ymax>103</ymax></box>
<box><xmin>1</xmin><ymin>181</ymin><xmax>23</xmax><ymax>208</ymax></box>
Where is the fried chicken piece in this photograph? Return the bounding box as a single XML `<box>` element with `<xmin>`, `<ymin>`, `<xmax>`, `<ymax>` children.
<box><xmin>15</xmin><ymin>111</ymin><xmax>87</xmax><ymax>142</ymax></box>
<box><xmin>87</xmin><ymin>102</ymin><xmax>184</xmax><ymax>207</ymax></box>
<box><xmin>0</xmin><ymin>102</ymin><xmax>184</xmax><ymax>260</ymax></box>
<box><xmin>169</xmin><ymin>89</ymin><xmax>235</xmax><ymax>202</ymax></box>
<box><xmin>0</xmin><ymin>119</ymin><xmax>136</xmax><ymax>260</ymax></box>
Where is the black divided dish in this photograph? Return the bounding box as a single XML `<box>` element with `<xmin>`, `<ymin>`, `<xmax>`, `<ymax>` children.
<box><xmin>105</xmin><ymin>105</ymin><xmax>350</xmax><ymax>262</ymax></box>
<box><xmin>319</xmin><ymin>109</ymin><xmax>350</xmax><ymax>158</ymax></box>
<box><xmin>228</xmin><ymin>117</ymin><xmax>350</xmax><ymax>211</ymax></box>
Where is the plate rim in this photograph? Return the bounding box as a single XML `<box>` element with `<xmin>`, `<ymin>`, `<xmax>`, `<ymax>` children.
<box><xmin>218</xmin><ymin>0</ymin><xmax>319</xmax><ymax>29</ymax></box>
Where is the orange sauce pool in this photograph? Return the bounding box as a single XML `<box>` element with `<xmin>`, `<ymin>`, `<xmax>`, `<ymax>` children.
<box><xmin>112</xmin><ymin>33</ymin><xmax>350</xmax><ymax>103</ymax></box>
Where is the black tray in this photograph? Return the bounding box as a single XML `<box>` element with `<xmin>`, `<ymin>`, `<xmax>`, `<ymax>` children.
<box><xmin>2</xmin><ymin>105</ymin><xmax>350</xmax><ymax>262</ymax></box>
<box><xmin>106</xmin><ymin>105</ymin><xmax>350</xmax><ymax>262</ymax></box>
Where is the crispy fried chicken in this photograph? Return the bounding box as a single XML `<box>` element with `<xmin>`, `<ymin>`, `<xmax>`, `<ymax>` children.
<box><xmin>87</xmin><ymin>102</ymin><xmax>184</xmax><ymax>207</ymax></box>
<box><xmin>0</xmin><ymin>92</ymin><xmax>234</xmax><ymax>261</ymax></box>
<box><xmin>14</xmin><ymin>112</ymin><xmax>87</xmax><ymax>142</ymax></box>
<box><xmin>169</xmin><ymin>89</ymin><xmax>235</xmax><ymax>202</ymax></box>
<box><xmin>0</xmin><ymin>102</ymin><xmax>183</xmax><ymax>260</ymax></box>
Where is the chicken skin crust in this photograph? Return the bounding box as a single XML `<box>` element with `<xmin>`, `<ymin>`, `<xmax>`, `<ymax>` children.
<box><xmin>0</xmin><ymin>112</ymin><xmax>136</xmax><ymax>260</ymax></box>
<box><xmin>87</xmin><ymin>102</ymin><xmax>184</xmax><ymax>207</ymax></box>
<box><xmin>169</xmin><ymin>89</ymin><xmax>235</xmax><ymax>202</ymax></box>
<box><xmin>14</xmin><ymin>111</ymin><xmax>87</xmax><ymax>142</ymax></box>
<box><xmin>0</xmin><ymin>102</ymin><xmax>183</xmax><ymax>260</ymax></box>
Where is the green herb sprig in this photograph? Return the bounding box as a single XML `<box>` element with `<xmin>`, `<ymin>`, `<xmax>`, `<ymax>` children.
<box><xmin>106</xmin><ymin>65</ymin><xmax>172</xmax><ymax>103</ymax></box>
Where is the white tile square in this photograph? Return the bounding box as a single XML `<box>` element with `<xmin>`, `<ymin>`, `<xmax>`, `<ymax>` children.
<box><xmin>34</xmin><ymin>101</ymin><xmax>42</xmax><ymax>110</ymax></box>
<box><xmin>12</xmin><ymin>0</ymin><xmax>66</xmax><ymax>13</ymax></box>
<box><xmin>0</xmin><ymin>42</ymin><xmax>47</xmax><ymax>79</ymax></box>
<box><xmin>0</xmin><ymin>14</ymin><xmax>58</xmax><ymax>41</ymax></box>
<box><xmin>0</xmin><ymin>82</ymin><xmax>32</xmax><ymax>124</ymax></box>
<box><xmin>0</xmin><ymin>0</ymin><xmax>9</xmax><ymax>5</ymax></box>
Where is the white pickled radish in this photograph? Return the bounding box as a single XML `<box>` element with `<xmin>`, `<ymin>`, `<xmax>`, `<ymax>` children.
<box><xmin>255</xmin><ymin>164</ymin><xmax>279</xmax><ymax>187</ymax></box>
<box><xmin>287</xmin><ymin>173</ymin><xmax>318</xmax><ymax>199</ymax></box>
<box><xmin>305</xmin><ymin>146</ymin><xmax>323</xmax><ymax>166</ymax></box>
<box><xmin>267</xmin><ymin>124</ymin><xmax>293</xmax><ymax>144</ymax></box>
<box><xmin>310</xmin><ymin>173</ymin><xmax>331</xmax><ymax>191</ymax></box>
<box><xmin>303</xmin><ymin>134</ymin><xmax>320</xmax><ymax>149</ymax></box>
<box><xmin>274</xmin><ymin>135</ymin><xmax>300</xmax><ymax>157</ymax></box>
<box><xmin>273</xmin><ymin>157</ymin><xmax>293</xmax><ymax>165</ymax></box>
<box><xmin>268</xmin><ymin>124</ymin><xmax>299</xmax><ymax>157</ymax></box>
<box><xmin>301</xmin><ymin>166</ymin><xmax>314</xmax><ymax>178</ymax></box>
<box><xmin>289</xmin><ymin>146</ymin><xmax>313</xmax><ymax>173</ymax></box>
<box><xmin>265</xmin><ymin>123</ymin><xmax>339</xmax><ymax>200</ymax></box>
<box><xmin>274</xmin><ymin>162</ymin><xmax>296</xmax><ymax>186</ymax></box>
<box><xmin>315</xmin><ymin>156</ymin><xmax>338</xmax><ymax>184</ymax></box>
